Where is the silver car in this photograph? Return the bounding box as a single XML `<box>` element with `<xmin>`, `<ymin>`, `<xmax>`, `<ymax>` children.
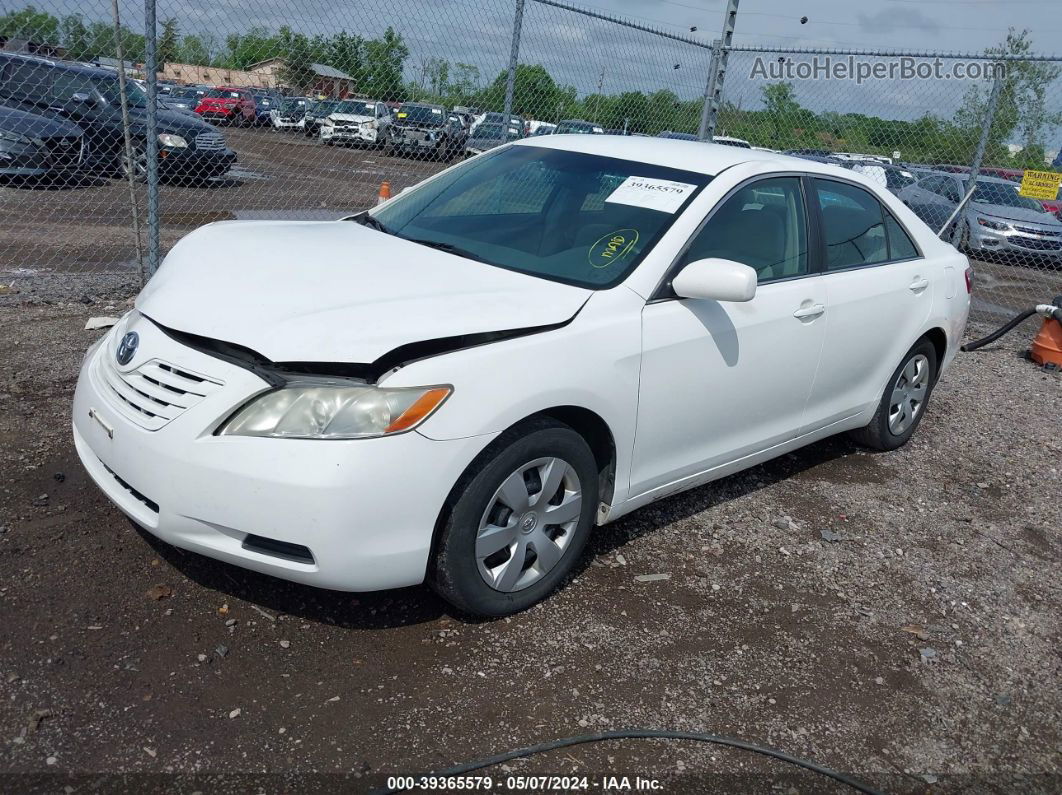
<box><xmin>898</xmin><ymin>172</ymin><xmax>1062</xmax><ymax>264</ymax></box>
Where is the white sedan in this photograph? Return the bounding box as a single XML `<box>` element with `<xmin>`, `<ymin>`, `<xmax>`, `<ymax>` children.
<box><xmin>73</xmin><ymin>136</ymin><xmax>971</xmax><ymax>616</ymax></box>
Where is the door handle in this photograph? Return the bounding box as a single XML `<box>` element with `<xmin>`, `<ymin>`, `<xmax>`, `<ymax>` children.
<box><xmin>909</xmin><ymin>277</ymin><xmax>929</xmax><ymax>293</ymax></box>
<box><xmin>793</xmin><ymin>303</ymin><xmax>825</xmax><ymax>320</ymax></box>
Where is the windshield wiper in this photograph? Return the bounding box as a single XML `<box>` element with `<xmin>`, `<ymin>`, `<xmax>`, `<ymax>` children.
<box><xmin>401</xmin><ymin>237</ymin><xmax>494</xmax><ymax>265</ymax></box>
<box><xmin>350</xmin><ymin>212</ymin><xmax>394</xmax><ymax>235</ymax></box>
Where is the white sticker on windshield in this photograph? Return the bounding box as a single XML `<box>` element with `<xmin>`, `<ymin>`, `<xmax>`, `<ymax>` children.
<box><xmin>605</xmin><ymin>176</ymin><xmax>697</xmax><ymax>214</ymax></box>
<box><xmin>432</xmin><ymin>107</ymin><xmax>442</xmax><ymax>114</ymax></box>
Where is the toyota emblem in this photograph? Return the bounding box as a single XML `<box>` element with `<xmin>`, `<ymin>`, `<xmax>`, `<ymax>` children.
<box><xmin>116</xmin><ymin>331</ymin><xmax>139</xmax><ymax>365</ymax></box>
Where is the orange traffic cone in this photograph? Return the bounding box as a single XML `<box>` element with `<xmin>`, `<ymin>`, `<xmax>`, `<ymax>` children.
<box><xmin>377</xmin><ymin>181</ymin><xmax>392</xmax><ymax>204</ymax></box>
<box><xmin>1030</xmin><ymin>315</ymin><xmax>1062</xmax><ymax>368</ymax></box>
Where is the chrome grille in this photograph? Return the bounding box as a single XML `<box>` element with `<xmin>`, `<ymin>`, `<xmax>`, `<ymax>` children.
<box><xmin>94</xmin><ymin>352</ymin><xmax>223</xmax><ymax>431</ymax></box>
<box><xmin>195</xmin><ymin>132</ymin><xmax>226</xmax><ymax>151</ymax></box>
<box><xmin>1014</xmin><ymin>224</ymin><xmax>1062</xmax><ymax>237</ymax></box>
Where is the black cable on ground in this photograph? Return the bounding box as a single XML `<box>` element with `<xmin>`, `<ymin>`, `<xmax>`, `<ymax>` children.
<box><xmin>375</xmin><ymin>729</ymin><xmax>886</xmax><ymax>795</ymax></box>
<box><xmin>961</xmin><ymin>307</ymin><xmax>1037</xmax><ymax>352</ymax></box>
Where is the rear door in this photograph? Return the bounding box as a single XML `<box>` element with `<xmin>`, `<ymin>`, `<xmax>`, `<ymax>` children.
<box><xmin>800</xmin><ymin>176</ymin><xmax>933</xmax><ymax>432</ymax></box>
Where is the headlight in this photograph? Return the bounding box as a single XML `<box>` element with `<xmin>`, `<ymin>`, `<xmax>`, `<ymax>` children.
<box><xmin>158</xmin><ymin>133</ymin><xmax>188</xmax><ymax>148</ymax></box>
<box><xmin>322</xmin><ymin>118</ymin><xmax>334</xmax><ymax>127</ymax></box>
<box><xmin>0</xmin><ymin>128</ymin><xmax>31</xmax><ymax>145</ymax></box>
<box><xmin>218</xmin><ymin>381</ymin><xmax>452</xmax><ymax>439</ymax></box>
<box><xmin>977</xmin><ymin>217</ymin><xmax>1009</xmax><ymax>231</ymax></box>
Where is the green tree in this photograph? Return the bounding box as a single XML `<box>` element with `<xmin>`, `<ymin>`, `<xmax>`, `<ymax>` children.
<box><xmin>0</xmin><ymin>5</ymin><xmax>59</xmax><ymax>42</ymax></box>
<box><xmin>178</xmin><ymin>34</ymin><xmax>211</xmax><ymax>66</ymax></box>
<box><xmin>276</xmin><ymin>27</ymin><xmax>316</xmax><ymax>93</ymax></box>
<box><xmin>480</xmin><ymin>64</ymin><xmax>563</xmax><ymax>119</ymax></box>
<box><xmin>362</xmin><ymin>27</ymin><xmax>409</xmax><ymax>101</ymax></box>
<box><xmin>158</xmin><ymin>17</ymin><xmax>179</xmax><ymax>70</ymax></box>
<box><xmin>59</xmin><ymin>14</ymin><xmax>89</xmax><ymax>59</ymax></box>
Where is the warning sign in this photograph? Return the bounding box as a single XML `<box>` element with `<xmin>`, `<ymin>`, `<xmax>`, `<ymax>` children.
<box><xmin>1018</xmin><ymin>169</ymin><xmax>1062</xmax><ymax>200</ymax></box>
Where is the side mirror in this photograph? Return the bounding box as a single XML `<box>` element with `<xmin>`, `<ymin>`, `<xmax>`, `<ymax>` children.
<box><xmin>672</xmin><ymin>258</ymin><xmax>757</xmax><ymax>302</ymax></box>
<box><xmin>71</xmin><ymin>92</ymin><xmax>93</xmax><ymax>104</ymax></box>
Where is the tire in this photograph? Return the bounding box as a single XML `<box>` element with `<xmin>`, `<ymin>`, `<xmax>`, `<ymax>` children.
<box><xmin>849</xmin><ymin>338</ymin><xmax>938</xmax><ymax>451</ymax></box>
<box><xmin>430</xmin><ymin>418</ymin><xmax>599</xmax><ymax>616</ymax></box>
<box><xmin>121</xmin><ymin>141</ymin><xmax>148</xmax><ymax>183</ymax></box>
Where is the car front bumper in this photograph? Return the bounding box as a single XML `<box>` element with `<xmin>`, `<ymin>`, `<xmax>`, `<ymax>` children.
<box><xmin>320</xmin><ymin>125</ymin><xmax>378</xmax><ymax>144</ymax></box>
<box><xmin>73</xmin><ymin>313</ymin><xmax>495</xmax><ymax>592</ymax></box>
<box><xmin>969</xmin><ymin>223</ymin><xmax>1062</xmax><ymax>260</ymax></box>
<box><xmin>157</xmin><ymin>146</ymin><xmax>236</xmax><ymax>178</ymax></box>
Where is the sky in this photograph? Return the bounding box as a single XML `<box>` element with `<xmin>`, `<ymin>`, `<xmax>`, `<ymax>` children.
<box><xmin>14</xmin><ymin>0</ymin><xmax>1062</xmax><ymax>126</ymax></box>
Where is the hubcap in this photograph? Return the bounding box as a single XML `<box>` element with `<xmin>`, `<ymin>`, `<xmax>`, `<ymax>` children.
<box><xmin>123</xmin><ymin>146</ymin><xmax>147</xmax><ymax>179</ymax></box>
<box><xmin>475</xmin><ymin>457</ymin><xmax>582</xmax><ymax>593</ymax></box>
<box><xmin>888</xmin><ymin>353</ymin><xmax>930</xmax><ymax>435</ymax></box>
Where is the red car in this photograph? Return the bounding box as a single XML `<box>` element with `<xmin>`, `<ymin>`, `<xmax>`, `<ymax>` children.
<box><xmin>195</xmin><ymin>87</ymin><xmax>256</xmax><ymax>126</ymax></box>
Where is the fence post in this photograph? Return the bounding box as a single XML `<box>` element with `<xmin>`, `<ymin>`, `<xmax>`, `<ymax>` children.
<box><xmin>144</xmin><ymin>0</ymin><xmax>160</xmax><ymax>276</ymax></box>
<box><xmin>968</xmin><ymin>68</ymin><xmax>1004</xmax><ymax>184</ymax></box>
<box><xmin>504</xmin><ymin>0</ymin><xmax>526</xmax><ymax>118</ymax></box>
<box><xmin>110</xmin><ymin>0</ymin><xmax>144</xmax><ymax>285</ymax></box>
<box><xmin>697</xmin><ymin>0</ymin><xmax>740</xmax><ymax>140</ymax></box>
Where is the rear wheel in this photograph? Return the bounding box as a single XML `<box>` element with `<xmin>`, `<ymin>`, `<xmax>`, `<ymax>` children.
<box><xmin>431</xmin><ymin>419</ymin><xmax>598</xmax><ymax>616</ymax></box>
<box><xmin>849</xmin><ymin>339</ymin><xmax>937</xmax><ymax>451</ymax></box>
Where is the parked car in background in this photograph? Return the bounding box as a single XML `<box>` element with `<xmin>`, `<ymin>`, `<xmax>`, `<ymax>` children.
<box><xmin>465</xmin><ymin>121</ymin><xmax>523</xmax><ymax>155</ymax></box>
<box><xmin>387</xmin><ymin>102</ymin><xmax>467</xmax><ymax>160</ymax></box>
<box><xmin>526</xmin><ymin>120</ymin><xmax>556</xmax><ymax>136</ymax></box>
<box><xmin>472</xmin><ymin>111</ymin><xmax>524</xmax><ymax>136</ymax></box>
<box><xmin>252</xmin><ymin>91</ymin><xmax>282</xmax><ymax>126</ymax></box>
<box><xmin>271</xmin><ymin>96</ymin><xmax>308</xmax><ymax>130</ymax></box>
<box><xmin>898</xmin><ymin>171</ymin><xmax>1062</xmax><ymax>263</ymax></box>
<box><xmin>978</xmin><ymin>166</ymin><xmax>1062</xmax><ymax>217</ymax></box>
<box><xmin>0</xmin><ymin>102</ymin><xmax>86</xmax><ymax>180</ymax></box>
<box><xmin>658</xmin><ymin>131</ymin><xmax>698</xmax><ymax>141</ymax></box>
<box><xmin>195</xmin><ymin>87</ymin><xmax>256</xmax><ymax>126</ymax></box>
<box><xmin>555</xmin><ymin>119</ymin><xmax>604</xmax><ymax>135</ymax></box>
<box><xmin>839</xmin><ymin>160</ymin><xmax>917</xmax><ymax>195</ymax></box>
<box><xmin>165</xmin><ymin>85</ymin><xmax>208</xmax><ymax>113</ymax></box>
<box><xmin>72</xmin><ymin>139</ymin><xmax>969</xmax><ymax>616</ymax></box>
<box><xmin>0</xmin><ymin>53</ymin><xmax>235</xmax><ymax>182</ymax></box>
<box><xmin>319</xmin><ymin>99</ymin><xmax>391</xmax><ymax>147</ymax></box>
<box><xmin>303</xmin><ymin>99</ymin><xmax>341</xmax><ymax>138</ymax></box>
<box><xmin>712</xmin><ymin>135</ymin><xmax>751</xmax><ymax>148</ymax></box>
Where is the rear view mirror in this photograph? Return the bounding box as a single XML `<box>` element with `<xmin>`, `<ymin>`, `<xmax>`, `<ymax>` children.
<box><xmin>672</xmin><ymin>258</ymin><xmax>757</xmax><ymax>302</ymax></box>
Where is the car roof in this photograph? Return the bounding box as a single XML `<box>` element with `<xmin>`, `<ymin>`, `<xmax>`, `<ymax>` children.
<box><xmin>0</xmin><ymin>51</ymin><xmax>118</xmax><ymax>80</ymax></box>
<box><xmin>514</xmin><ymin>135</ymin><xmax>849</xmax><ymax>177</ymax></box>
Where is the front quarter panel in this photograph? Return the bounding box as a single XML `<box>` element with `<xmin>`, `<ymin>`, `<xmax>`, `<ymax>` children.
<box><xmin>383</xmin><ymin>287</ymin><xmax>644</xmax><ymax>508</ymax></box>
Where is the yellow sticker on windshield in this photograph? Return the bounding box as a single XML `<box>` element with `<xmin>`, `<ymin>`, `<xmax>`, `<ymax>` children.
<box><xmin>397</xmin><ymin>112</ymin><xmax>408</xmax><ymax>118</ymax></box>
<box><xmin>588</xmin><ymin>229</ymin><xmax>639</xmax><ymax>269</ymax></box>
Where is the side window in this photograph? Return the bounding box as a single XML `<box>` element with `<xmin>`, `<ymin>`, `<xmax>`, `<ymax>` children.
<box><xmin>5</xmin><ymin>61</ymin><xmax>52</xmax><ymax>101</ymax></box>
<box><xmin>919</xmin><ymin>176</ymin><xmax>943</xmax><ymax>195</ymax></box>
<box><xmin>681</xmin><ymin>176</ymin><xmax>808</xmax><ymax>282</ymax></box>
<box><xmin>941</xmin><ymin>179</ymin><xmax>961</xmax><ymax>202</ymax></box>
<box><xmin>813</xmin><ymin>179</ymin><xmax>888</xmax><ymax>270</ymax></box>
<box><xmin>884</xmin><ymin>213</ymin><xmax>919</xmax><ymax>260</ymax></box>
<box><xmin>52</xmin><ymin>72</ymin><xmax>94</xmax><ymax>102</ymax></box>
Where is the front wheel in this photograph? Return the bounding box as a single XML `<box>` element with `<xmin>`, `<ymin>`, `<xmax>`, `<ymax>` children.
<box><xmin>849</xmin><ymin>339</ymin><xmax>937</xmax><ymax>451</ymax></box>
<box><xmin>121</xmin><ymin>141</ymin><xmax>148</xmax><ymax>183</ymax></box>
<box><xmin>430</xmin><ymin>419</ymin><xmax>598</xmax><ymax>616</ymax></box>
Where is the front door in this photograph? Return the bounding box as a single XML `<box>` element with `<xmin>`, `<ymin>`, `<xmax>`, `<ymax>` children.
<box><xmin>631</xmin><ymin>176</ymin><xmax>827</xmax><ymax>499</ymax></box>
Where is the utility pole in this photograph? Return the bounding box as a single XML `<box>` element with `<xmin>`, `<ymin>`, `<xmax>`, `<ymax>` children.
<box><xmin>697</xmin><ymin>0</ymin><xmax>740</xmax><ymax>141</ymax></box>
<box><xmin>503</xmin><ymin>0</ymin><xmax>526</xmax><ymax>117</ymax></box>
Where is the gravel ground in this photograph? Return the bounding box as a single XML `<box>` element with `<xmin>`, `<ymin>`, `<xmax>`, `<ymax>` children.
<box><xmin>0</xmin><ymin>298</ymin><xmax>1059</xmax><ymax>793</ymax></box>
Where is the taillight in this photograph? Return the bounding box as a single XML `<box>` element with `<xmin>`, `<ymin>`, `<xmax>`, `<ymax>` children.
<box><xmin>964</xmin><ymin>266</ymin><xmax>973</xmax><ymax>294</ymax></box>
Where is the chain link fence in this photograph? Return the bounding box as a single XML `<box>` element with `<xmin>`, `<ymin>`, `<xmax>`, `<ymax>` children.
<box><xmin>1</xmin><ymin>0</ymin><xmax>1060</xmax><ymax>320</ymax></box>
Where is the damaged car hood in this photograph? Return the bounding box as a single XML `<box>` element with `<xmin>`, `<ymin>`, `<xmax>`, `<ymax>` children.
<box><xmin>136</xmin><ymin>220</ymin><xmax>591</xmax><ymax>364</ymax></box>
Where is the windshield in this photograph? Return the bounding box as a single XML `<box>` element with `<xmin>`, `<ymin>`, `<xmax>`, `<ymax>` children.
<box><xmin>397</xmin><ymin>104</ymin><xmax>446</xmax><ymax>124</ymax></box>
<box><xmin>371</xmin><ymin>145</ymin><xmax>709</xmax><ymax>289</ymax></box>
<box><xmin>970</xmin><ymin>180</ymin><xmax>1047</xmax><ymax>211</ymax></box>
<box><xmin>95</xmin><ymin>77</ymin><xmax>148</xmax><ymax>107</ymax></box>
<box><xmin>309</xmin><ymin>100</ymin><xmax>339</xmax><ymax>114</ymax></box>
<box><xmin>334</xmin><ymin>100</ymin><xmax>373</xmax><ymax>115</ymax></box>
<box><xmin>473</xmin><ymin>123</ymin><xmax>520</xmax><ymax>141</ymax></box>
<box><xmin>206</xmin><ymin>89</ymin><xmax>242</xmax><ymax>99</ymax></box>
<box><xmin>170</xmin><ymin>87</ymin><xmax>202</xmax><ymax>99</ymax></box>
<box><xmin>280</xmin><ymin>99</ymin><xmax>305</xmax><ymax>112</ymax></box>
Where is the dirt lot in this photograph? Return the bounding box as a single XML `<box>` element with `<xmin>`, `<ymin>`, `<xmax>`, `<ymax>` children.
<box><xmin>0</xmin><ymin>295</ymin><xmax>1059</xmax><ymax>793</ymax></box>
